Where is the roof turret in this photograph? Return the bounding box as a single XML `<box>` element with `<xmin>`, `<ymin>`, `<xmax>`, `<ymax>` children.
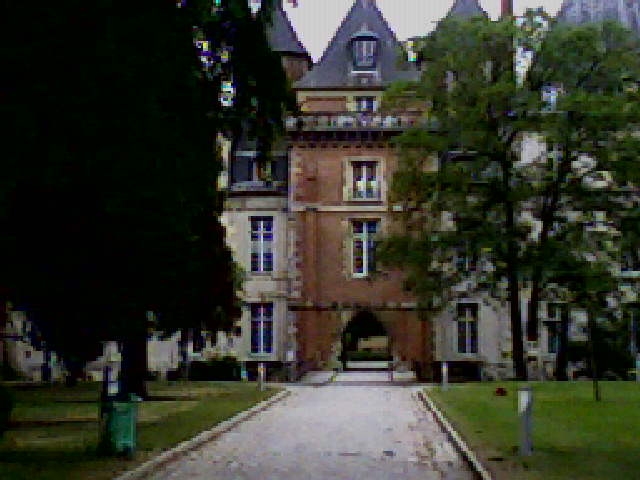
<box><xmin>266</xmin><ymin>0</ymin><xmax>309</xmax><ymax>56</ymax></box>
<box><xmin>446</xmin><ymin>0</ymin><xmax>488</xmax><ymax>19</ymax></box>
<box><xmin>556</xmin><ymin>0</ymin><xmax>640</xmax><ymax>35</ymax></box>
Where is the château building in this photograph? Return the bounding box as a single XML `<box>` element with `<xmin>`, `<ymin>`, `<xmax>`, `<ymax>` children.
<box><xmin>4</xmin><ymin>0</ymin><xmax>639</xmax><ymax>382</ymax></box>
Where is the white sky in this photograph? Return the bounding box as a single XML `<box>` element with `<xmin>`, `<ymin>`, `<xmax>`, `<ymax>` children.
<box><xmin>283</xmin><ymin>0</ymin><xmax>564</xmax><ymax>61</ymax></box>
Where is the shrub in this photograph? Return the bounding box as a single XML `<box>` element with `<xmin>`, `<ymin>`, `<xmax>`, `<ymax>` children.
<box><xmin>346</xmin><ymin>350</ymin><xmax>392</xmax><ymax>361</ymax></box>
<box><xmin>0</xmin><ymin>384</ymin><xmax>14</xmax><ymax>438</ymax></box>
<box><xmin>188</xmin><ymin>357</ymin><xmax>240</xmax><ymax>381</ymax></box>
<box><xmin>0</xmin><ymin>363</ymin><xmax>22</xmax><ymax>381</ymax></box>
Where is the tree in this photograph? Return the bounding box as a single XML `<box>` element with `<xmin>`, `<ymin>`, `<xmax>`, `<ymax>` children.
<box><xmin>381</xmin><ymin>15</ymin><xmax>640</xmax><ymax>381</ymax></box>
<box><xmin>523</xmin><ymin>20</ymin><xmax>640</xmax><ymax>376</ymax></box>
<box><xmin>1</xmin><ymin>0</ymin><xmax>291</xmax><ymax>397</ymax></box>
<box><xmin>381</xmin><ymin>16</ymin><xmax>530</xmax><ymax>379</ymax></box>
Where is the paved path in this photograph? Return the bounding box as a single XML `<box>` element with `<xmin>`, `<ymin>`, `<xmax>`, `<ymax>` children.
<box><xmin>148</xmin><ymin>379</ymin><xmax>472</xmax><ymax>480</ymax></box>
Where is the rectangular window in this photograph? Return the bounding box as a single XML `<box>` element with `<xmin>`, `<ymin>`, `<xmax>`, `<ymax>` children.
<box><xmin>546</xmin><ymin>303</ymin><xmax>565</xmax><ymax>354</ymax></box>
<box><xmin>547</xmin><ymin>303</ymin><xmax>563</xmax><ymax>322</ymax></box>
<box><xmin>542</xmin><ymin>83</ymin><xmax>563</xmax><ymax>112</ymax></box>
<box><xmin>355</xmin><ymin>96</ymin><xmax>377</xmax><ymax>112</ymax></box>
<box><xmin>622</xmin><ymin>249</ymin><xmax>640</xmax><ymax>272</ymax></box>
<box><xmin>352</xmin><ymin>220</ymin><xmax>378</xmax><ymax>277</ymax></box>
<box><xmin>250</xmin><ymin>217</ymin><xmax>273</xmax><ymax>272</ymax></box>
<box><xmin>351</xmin><ymin>161</ymin><xmax>379</xmax><ymax>200</ymax></box>
<box><xmin>546</xmin><ymin>322</ymin><xmax>559</xmax><ymax>354</ymax></box>
<box><xmin>250</xmin><ymin>158</ymin><xmax>272</xmax><ymax>182</ymax></box>
<box><xmin>250</xmin><ymin>303</ymin><xmax>273</xmax><ymax>354</ymax></box>
<box><xmin>456</xmin><ymin>303</ymin><xmax>478</xmax><ymax>354</ymax></box>
<box><xmin>355</xmin><ymin>40</ymin><xmax>376</xmax><ymax>68</ymax></box>
<box><xmin>454</xmin><ymin>244</ymin><xmax>477</xmax><ymax>273</ymax></box>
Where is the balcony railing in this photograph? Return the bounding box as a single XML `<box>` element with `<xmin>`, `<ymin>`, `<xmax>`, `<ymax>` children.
<box><xmin>229</xmin><ymin>180</ymin><xmax>287</xmax><ymax>193</ymax></box>
<box><xmin>285</xmin><ymin>111</ymin><xmax>432</xmax><ymax>131</ymax></box>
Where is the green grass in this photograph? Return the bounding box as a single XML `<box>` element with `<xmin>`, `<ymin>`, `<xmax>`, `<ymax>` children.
<box><xmin>427</xmin><ymin>381</ymin><xmax>640</xmax><ymax>480</ymax></box>
<box><xmin>0</xmin><ymin>381</ymin><xmax>279</xmax><ymax>480</ymax></box>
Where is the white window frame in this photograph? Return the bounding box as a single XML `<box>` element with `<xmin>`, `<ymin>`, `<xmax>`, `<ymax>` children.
<box><xmin>351</xmin><ymin>219</ymin><xmax>379</xmax><ymax>278</ymax></box>
<box><xmin>354</xmin><ymin>39</ymin><xmax>376</xmax><ymax>68</ymax></box>
<box><xmin>250</xmin><ymin>303</ymin><xmax>273</xmax><ymax>355</ymax></box>
<box><xmin>345</xmin><ymin>157</ymin><xmax>382</xmax><ymax>201</ymax></box>
<box><xmin>545</xmin><ymin>303</ymin><xmax>564</xmax><ymax>354</ymax></box>
<box><xmin>355</xmin><ymin>96</ymin><xmax>378</xmax><ymax>112</ymax></box>
<box><xmin>456</xmin><ymin>303</ymin><xmax>478</xmax><ymax>354</ymax></box>
<box><xmin>250</xmin><ymin>216</ymin><xmax>274</xmax><ymax>273</ymax></box>
<box><xmin>250</xmin><ymin>158</ymin><xmax>273</xmax><ymax>182</ymax></box>
<box><xmin>454</xmin><ymin>242</ymin><xmax>477</xmax><ymax>273</ymax></box>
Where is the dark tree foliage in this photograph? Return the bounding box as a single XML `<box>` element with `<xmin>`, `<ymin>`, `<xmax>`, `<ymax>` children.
<box><xmin>381</xmin><ymin>15</ymin><xmax>640</xmax><ymax>382</ymax></box>
<box><xmin>1</xmin><ymin>0</ymin><xmax>291</xmax><ymax>396</ymax></box>
<box><xmin>381</xmin><ymin>16</ymin><xmax>529</xmax><ymax>379</ymax></box>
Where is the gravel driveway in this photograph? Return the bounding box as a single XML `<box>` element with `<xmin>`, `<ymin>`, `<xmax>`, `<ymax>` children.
<box><xmin>148</xmin><ymin>377</ymin><xmax>472</xmax><ymax>480</ymax></box>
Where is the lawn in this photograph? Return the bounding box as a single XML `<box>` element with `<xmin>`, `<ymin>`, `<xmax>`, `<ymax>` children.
<box><xmin>427</xmin><ymin>381</ymin><xmax>640</xmax><ymax>480</ymax></box>
<box><xmin>0</xmin><ymin>381</ymin><xmax>279</xmax><ymax>480</ymax></box>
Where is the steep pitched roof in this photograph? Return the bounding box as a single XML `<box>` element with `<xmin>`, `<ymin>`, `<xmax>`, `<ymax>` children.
<box><xmin>556</xmin><ymin>0</ymin><xmax>640</xmax><ymax>35</ymax></box>
<box><xmin>294</xmin><ymin>0</ymin><xmax>418</xmax><ymax>89</ymax></box>
<box><xmin>447</xmin><ymin>0</ymin><xmax>488</xmax><ymax>18</ymax></box>
<box><xmin>266</xmin><ymin>1</ymin><xmax>309</xmax><ymax>56</ymax></box>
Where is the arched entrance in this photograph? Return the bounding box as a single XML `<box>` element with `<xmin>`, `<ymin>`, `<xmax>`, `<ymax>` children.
<box><xmin>340</xmin><ymin>310</ymin><xmax>390</xmax><ymax>370</ymax></box>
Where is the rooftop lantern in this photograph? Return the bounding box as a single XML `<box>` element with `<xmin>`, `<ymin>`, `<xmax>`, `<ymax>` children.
<box><xmin>350</xmin><ymin>28</ymin><xmax>379</xmax><ymax>71</ymax></box>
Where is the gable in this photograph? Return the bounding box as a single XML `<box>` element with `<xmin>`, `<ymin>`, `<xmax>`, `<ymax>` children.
<box><xmin>295</xmin><ymin>0</ymin><xmax>418</xmax><ymax>89</ymax></box>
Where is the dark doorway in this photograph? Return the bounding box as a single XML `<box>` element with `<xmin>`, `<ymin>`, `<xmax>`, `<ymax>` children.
<box><xmin>340</xmin><ymin>310</ymin><xmax>390</xmax><ymax>370</ymax></box>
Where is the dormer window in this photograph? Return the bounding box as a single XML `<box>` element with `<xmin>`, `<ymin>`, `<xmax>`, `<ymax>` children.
<box><xmin>350</xmin><ymin>28</ymin><xmax>379</xmax><ymax>70</ymax></box>
<box><xmin>354</xmin><ymin>39</ymin><xmax>376</xmax><ymax>68</ymax></box>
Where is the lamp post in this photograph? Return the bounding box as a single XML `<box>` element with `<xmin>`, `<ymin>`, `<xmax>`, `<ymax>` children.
<box><xmin>441</xmin><ymin>361</ymin><xmax>449</xmax><ymax>391</ymax></box>
<box><xmin>518</xmin><ymin>385</ymin><xmax>533</xmax><ymax>456</ymax></box>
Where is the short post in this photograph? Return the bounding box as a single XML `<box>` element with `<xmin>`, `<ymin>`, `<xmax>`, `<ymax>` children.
<box><xmin>518</xmin><ymin>385</ymin><xmax>533</xmax><ymax>456</ymax></box>
<box><xmin>258</xmin><ymin>362</ymin><xmax>265</xmax><ymax>391</ymax></box>
<box><xmin>441</xmin><ymin>361</ymin><xmax>449</xmax><ymax>391</ymax></box>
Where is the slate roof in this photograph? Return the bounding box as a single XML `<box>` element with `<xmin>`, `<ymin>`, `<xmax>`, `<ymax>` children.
<box><xmin>266</xmin><ymin>1</ymin><xmax>309</xmax><ymax>56</ymax></box>
<box><xmin>294</xmin><ymin>0</ymin><xmax>419</xmax><ymax>89</ymax></box>
<box><xmin>446</xmin><ymin>0</ymin><xmax>488</xmax><ymax>19</ymax></box>
<box><xmin>556</xmin><ymin>0</ymin><xmax>640</xmax><ymax>35</ymax></box>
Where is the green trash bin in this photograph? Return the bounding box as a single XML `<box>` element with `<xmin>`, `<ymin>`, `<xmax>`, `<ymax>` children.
<box><xmin>101</xmin><ymin>394</ymin><xmax>140</xmax><ymax>457</ymax></box>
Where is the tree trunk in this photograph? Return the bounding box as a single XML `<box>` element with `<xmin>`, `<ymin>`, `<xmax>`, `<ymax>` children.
<box><xmin>504</xmin><ymin>156</ymin><xmax>527</xmax><ymax>380</ymax></box>
<box><xmin>587</xmin><ymin>307</ymin><xmax>600</xmax><ymax>401</ymax></box>
<box><xmin>120</xmin><ymin>320</ymin><xmax>148</xmax><ymax>399</ymax></box>
<box><xmin>508</xmin><ymin>256</ymin><xmax>526</xmax><ymax>380</ymax></box>
<box><xmin>0</xmin><ymin>298</ymin><xmax>7</xmax><ymax>371</ymax></box>
<box><xmin>527</xmin><ymin>274</ymin><xmax>542</xmax><ymax>341</ymax></box>
<box><xmin>554</xmin><ymin>308</ymin><xmax>569</xmax><ymax>380</ymax></box>
<box><xmin>179</xmin><ymin>327</ymin><xmax>190</xmax><ymax>379</ymax></box>
<box><xmin>528</xmin><ymin>130</ymin><xmax>572</xmax><ymax>342</ymax></box>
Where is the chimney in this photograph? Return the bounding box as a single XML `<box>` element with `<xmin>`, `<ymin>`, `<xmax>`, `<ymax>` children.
<box><xmin>501</xmin><ymin>0</ymin><xmax>513</xmax><ymax>17</ymax></box>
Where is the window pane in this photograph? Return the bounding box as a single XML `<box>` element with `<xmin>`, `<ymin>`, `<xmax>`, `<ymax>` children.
<box><xmin>251</xmin><ymin>320</ymin><xmax>261</xmax><ymax>353</ymax></box>
<box><xmin>263</xmin><ymin>321</ymin><xmax>273</xmax><ymax>353</ymax></box>
<box><xmin>470</xmin><ymin>320</ymin><xmax>478</xmax><ymax>353</ymax></box>
<box><xmin>367</xmin><ymin>239</ymin><xmax>376</xmax><ymax>273</ymax></box>
<box><xmin>355</xmin><ymin>40</ymin><xmax>376</xmax><ymax>67</ymax></box>
<box><xmin>547</xmin><ymin>323</ymin><xmax>559</xmax><ymax>353</ymax></box>
<box><xmin>351</xmin><ymin>162</ymin><xmax>379</xmax><ymax>200</ymax></box>
<box><xmin>250</xmin><ymin>217</ymin><xmax>274</xmax><ymax>272</ymax></box>
<box><xmin>250</xmin><ymin>303</ymin><xmax>273</xmax><ymax>354</ymax></box>
<box><xmin>457</xmin><ymin>321</ymin><xmax>466</xmax><ymax>353</ymax></box>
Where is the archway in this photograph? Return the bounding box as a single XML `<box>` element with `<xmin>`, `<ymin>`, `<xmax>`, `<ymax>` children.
<box><xmin>340</xmin><ymin>310</ymin><xmax>390</xmax><ymax>370</ymax></box>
